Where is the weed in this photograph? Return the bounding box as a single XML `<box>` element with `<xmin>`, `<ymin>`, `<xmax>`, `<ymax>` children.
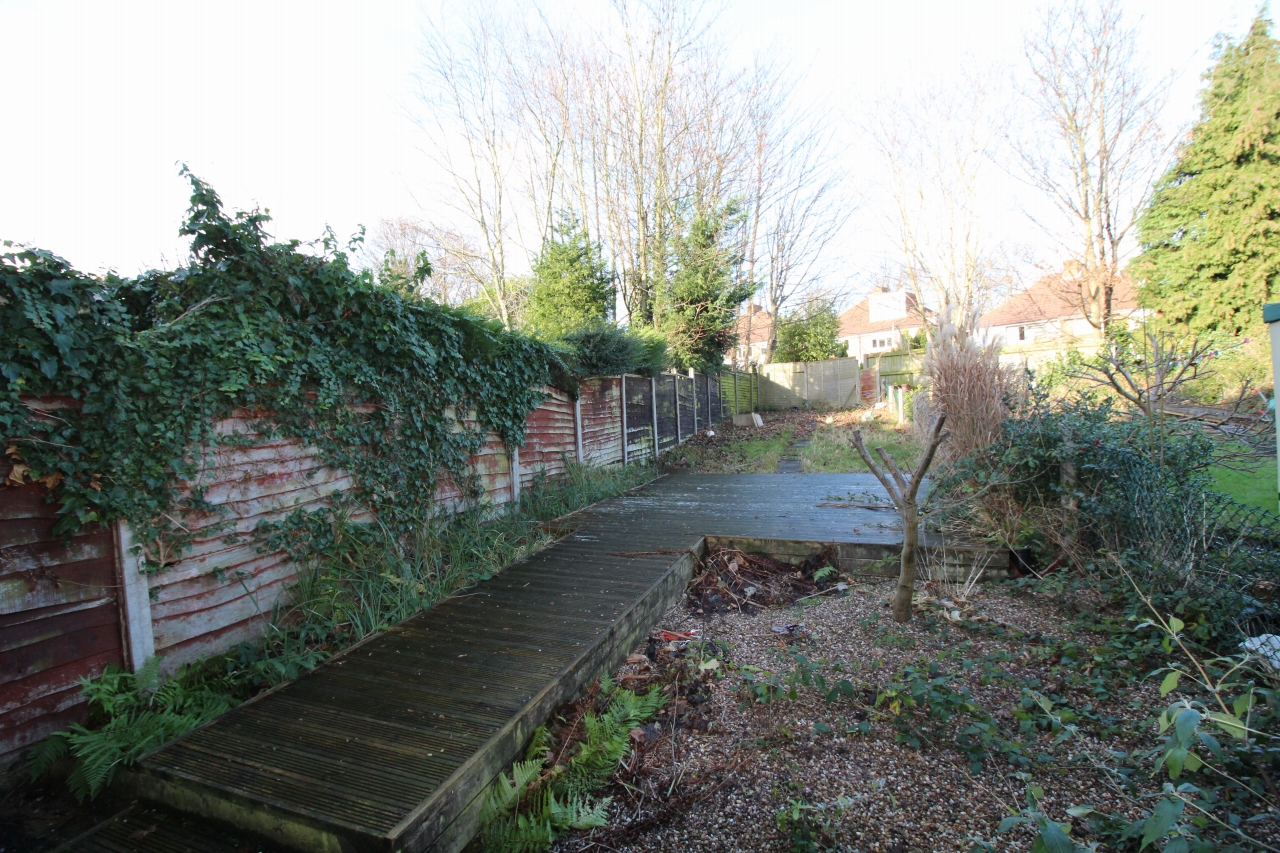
<box><xmin>775</xmin><ymin>796</ymin><xmax>853</xmax><ymax>852</ymax></box>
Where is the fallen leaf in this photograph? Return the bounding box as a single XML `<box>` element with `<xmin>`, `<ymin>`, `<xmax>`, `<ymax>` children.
<box><xmin>6</xmin><ymin>464</ymin><xmax>29</xmax><ymax>486</ymax></box>
<box><xmin>39</xmin><ymin>472</ymin><xmax>63</xmax><ymax>489</ymax></box>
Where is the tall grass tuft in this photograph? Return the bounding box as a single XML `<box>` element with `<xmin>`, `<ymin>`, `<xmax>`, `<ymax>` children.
<box><xmin>916</xmin><ymin>304</ymin><xmax>1021</xmax><ymax>463</ymax></box>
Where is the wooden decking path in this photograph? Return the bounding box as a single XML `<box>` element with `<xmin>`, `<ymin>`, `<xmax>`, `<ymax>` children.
<box><xmin>67</xmin><ymin>474</ymin><xmax>1002</xmax><ymax>853</ymax></box>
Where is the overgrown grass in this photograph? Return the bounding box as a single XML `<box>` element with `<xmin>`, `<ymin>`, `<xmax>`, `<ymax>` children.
<box><xmin>29</xmin><ymin>460</ymin><xmax>660</xmax><ymax>799</ymax></box>
<box><xmin>1211</xmin><ymin>458</ymin><xmax>1278</xmax><ymax>515</ymax></box>
<box><xmin>677</xmin><ymin>427</ymin><xmax>797</xmax><ymax>473</ymax></box>
<box><xmin>282</xmin><ymin>460</ymin><xmax>660</xmax><ymax>649</ymax></box>
<box><xmin>800</xmin><ymin>422</ymin><xmax>921</xmax><ymax>473</ymax></box>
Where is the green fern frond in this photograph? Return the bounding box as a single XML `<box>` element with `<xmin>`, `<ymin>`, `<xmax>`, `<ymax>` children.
<box><xmin>550</xmin><ymin>792</ymin><xmax>611</xmax><ymax>830</ymax></box>
<box><xmin>524</xmin><ymin>725</ymin><xmax>551</xmax><ymax>763</ymax></box>
<box><xmin>25</xmin><ymin>732</ymin><xmax>69</xmax><ymax>781</ymax></box>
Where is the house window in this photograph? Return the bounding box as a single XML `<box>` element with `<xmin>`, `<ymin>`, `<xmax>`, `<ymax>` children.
<box><xmin>1018</xmin><ymin>326</ymin><xmax>1026</xmax><ymax>341</ymax></box>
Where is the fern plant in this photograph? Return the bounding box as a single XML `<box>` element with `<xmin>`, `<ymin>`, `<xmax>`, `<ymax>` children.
<box><xmin>27</xmin><ymin>657</ymin><xmax>234</xmax><ymax>801</ymax></box>
<box><xmin>474</xmin><ymin>679</ymin><xmax>666</xmax><ymax>852</ymax></box>
<box><xmin>556</xmin><ymin>679</ymin><xmax>666</xmax><ymax>798</ymax></box>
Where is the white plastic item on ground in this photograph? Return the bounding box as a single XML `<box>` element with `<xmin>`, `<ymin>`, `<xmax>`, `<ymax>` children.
<box><xmin>1241</xmin><ymin>634</ymin><xmax>1280</xmax><ymax>669</ymax></box>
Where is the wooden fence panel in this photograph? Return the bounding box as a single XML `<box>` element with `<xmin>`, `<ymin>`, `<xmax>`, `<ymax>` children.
<box><xmin>677</xmin><ymin>375</ymin><xmax>694</xmax><ymax>439</ymax></box>
<box><xmin>1</xmin><ymin>476</ymin><xmax>125</xmax><ymax>768</ymax></box>
<box><xmin>519</xmin><ymin>389</ymin><xmax>576</xmax><ymax>486</ymax></box>
<box><xmin>622</xmin><ymin>376</ymin><xmax>655</xmax><ymax>461</ymax></box>
<box><xmin>655</xmin><ymin>376</ymin><xmax>678</xmax><ymax>452</ymax></box>
<box><xmin>578</xmin><ymin>378</ymin><xmax>622</xmax><ymax>466</ymax></box>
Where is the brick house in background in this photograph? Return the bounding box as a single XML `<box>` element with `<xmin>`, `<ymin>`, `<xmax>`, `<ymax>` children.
<box><xmin>981</xmin><ymin>266</ymin><xmax>1150</xmax><ymax>368</ymax></box>
<box><xmin>729</xmin><ymin>302</ymin><xmax>773</xmax><ymax>366</ymax></box>
<box><xmin>835</xmin><ymin>288</ymin><xmax>929</xmax><ymax>363</ymax></box>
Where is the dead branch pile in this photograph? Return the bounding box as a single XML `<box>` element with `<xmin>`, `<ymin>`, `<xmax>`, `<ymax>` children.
<box><xmin>686</xmin><ymin>546</ymin><xmax>841</xmax><ymax>615</ymax></box>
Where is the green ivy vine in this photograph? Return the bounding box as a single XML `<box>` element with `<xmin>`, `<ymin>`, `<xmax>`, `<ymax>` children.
<box><xmin>1</xmin><ymin>169</ymin><xmax>568</xmax><ymax>562</ymax></box>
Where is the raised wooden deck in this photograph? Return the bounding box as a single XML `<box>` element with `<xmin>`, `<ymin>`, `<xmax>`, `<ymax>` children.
<box><xmin>66</xmin><ymin>474</ymin><xmax>1005</xmax><ymax>853</ymax></box>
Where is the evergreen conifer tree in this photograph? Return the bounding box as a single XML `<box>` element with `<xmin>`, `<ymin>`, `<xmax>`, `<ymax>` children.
<box><xmin>658</xmin><ymin>208</ymin><xmax>754</xmax><ymax>372</ymax></box>
<box><xmin>1132</xmin><ymin>13</ymin><xmax>1280</xmax><ymax>335</ymax></box>
<box><xmin>524</xmin><ymin>215</ymin><xmax>613</xmax><ymax>338</ymax></box>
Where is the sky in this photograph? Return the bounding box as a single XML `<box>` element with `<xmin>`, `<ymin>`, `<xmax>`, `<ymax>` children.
<box><xmin>0</xmin><ymin>0</ymin><xmax>1265</xmax><ymax>292</ymax></box>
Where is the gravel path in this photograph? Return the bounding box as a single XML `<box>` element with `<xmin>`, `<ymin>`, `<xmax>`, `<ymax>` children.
<box><xmin>553</xmin><ymin>579</ymin><xmax>1167</xmax><ymax>853</ymax></box>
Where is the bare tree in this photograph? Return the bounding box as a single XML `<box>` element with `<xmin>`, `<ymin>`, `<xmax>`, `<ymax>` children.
<box><xmin>871</xmin><ymin>80</ymin><xmax>1005</xmax><ymax>331</ymax></box>
<box><xmin>412</xmin><ymin>0</ymin><xmax>852</xmax><ymax>346</ymax></box>
<box><xmin>849</xmin><ymin>414</ymin><xmax>949</xmax><ymax>623</ymax></box>
<box><xmin>1017</xmin><ymin>0</ymin><xmax>1168</xmax><ymax>337</ymax></box>
<box><xmin>416</xmin><ymin>9</ymin><xmax>522</xmax><ymax>328</ymax></box>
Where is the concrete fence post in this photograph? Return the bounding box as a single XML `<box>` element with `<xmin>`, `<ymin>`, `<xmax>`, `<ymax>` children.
<box><xmin>573</xmin><ymin>396</ymin><xmax>583</xmax><ymax>463</ymax></box>
<box><xmin>114</xmin><ymin>521</ymin><xmax>154</xmax><ymax>672</ymax></box>
<box><xmin>650</xmin><ymin>376</ymin><xmax>659</xmax><ymax>460</ymax></box>
<box><xmin>510</xmin><ymin>445</ymin><xmax>521</xmax><ymax>504</ymax></box>
<box><xmin>619</xmin><ymin>376</ymin><xmax>628</xmax><ymax>465</ymax></box>
<box><xmin>675</xmin><ymin>374</ymin><xmax>683</xmax><ymax>444</ymax></box>
<box><xmin>689</xmin><ymin>368</ymin><xmax>698</xmax><ymax>432</ymax></box>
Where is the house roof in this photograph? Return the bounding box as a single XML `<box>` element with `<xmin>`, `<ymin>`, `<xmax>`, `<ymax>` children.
<box><xmin>836</xmin><ymin>292</ymin><xmax>927</xmax><ymax>338</ymax></box>
<box><xmin>735</xmin><ymin>303</ymin><xmax>772</xmax><ymax>347</ymax></box>
<box><xmin>982</xmin><ymin>273</ymin><xmax>1141</xmax><ymax>328</ymax></box>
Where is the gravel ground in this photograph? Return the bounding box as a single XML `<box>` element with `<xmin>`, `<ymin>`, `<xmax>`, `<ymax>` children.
<box><xmin>553</xmin><ymin>577</ymin><xmax>1181</xmax><ymax>853</ymax></box>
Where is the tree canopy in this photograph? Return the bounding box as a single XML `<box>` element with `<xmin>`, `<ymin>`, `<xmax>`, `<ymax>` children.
<box><xmin>657</xmin><ymin>209</ymin><xmax>754</xmax><ymax>372</ymax></box>
<box><xmin>524</xmin><ymin>215</ymin><xmax>613</xmax><ymax>339</ymax></box>
<box><xmin>1132</xmin><ymin>13</ymin><xmax>1280</xmax><ymax>336</ymax></box>
<box><xmin>773</xmin><ymin>299</ymin><xmax>848</xmax><ymax>363</ymax></box>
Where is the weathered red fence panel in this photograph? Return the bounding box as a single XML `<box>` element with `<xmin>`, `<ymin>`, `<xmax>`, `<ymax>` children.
<box><xmin>579</xmin><ymin>378</ymin><xmax>622</xmax><ymax>466</ymax></box>
<box><xmin>520</xmin><ymin>388</ymin><xmax>576</xmax><ymax>486</ymax></box>
<box><xmin>145</xmin><ymin>419</ymin><xmax>357</xmax><ymax>671</ymax></box>
<box><xmin>0</xmin><ymin>475</ymin><xmax>124</xmax><ymax>768</ymax></box>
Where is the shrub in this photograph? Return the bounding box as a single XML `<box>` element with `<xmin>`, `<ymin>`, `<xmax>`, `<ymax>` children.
<box><xmin>560</xmin><ymin>323</ymin><xmax>667</xmax><ymax>377</ymax></box>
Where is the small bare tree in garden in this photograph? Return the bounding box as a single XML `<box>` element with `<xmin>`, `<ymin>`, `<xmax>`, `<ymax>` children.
<box><xmin>849</xmin><ymin>414</ymin><xmax>949</xmax><ymax>623</ymax></box>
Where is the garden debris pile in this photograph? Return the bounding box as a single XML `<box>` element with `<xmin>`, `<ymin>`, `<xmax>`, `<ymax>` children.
<box><xmin>686</xmin><ymin>545</ymin><xmax>843</xmax><ymax>616</ymax></box>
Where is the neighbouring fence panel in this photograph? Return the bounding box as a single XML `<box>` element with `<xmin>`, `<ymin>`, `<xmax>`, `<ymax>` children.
<box><xmin>622</xmin><ymin>375</ymin><xmax>655</xmax><ymax>461</ymax></box>
<box><xmin>805</xmin><ymin>359</ymin><xmax>862</xmax><ymax>409</ymax></box>
<box><xmin>760</xmin><ymin>361</ymin><xmax>806</xmax><ymax>409</ymax></box>
<box><xmin>151</xmin><ymin>406</ymin><xmax>521</xmax><ymax>673</ymax></box>
<box><xmin>655</xmin><ymin>376</ymin><xmax>678</xmax><ymax>453</ymax></box>
<box><xmin>874</xmin><ymin>353</ymin><xmax>923</xmax><ymax>396</ymax></box>
<box><xmin>708</xmin><ymin>375</ymin><xmax>722</xmax><ymax>423</ymax></box>
<box><xmin>720</xmin><ymin>371</ymin><xmax>756</xmax><ymax>415</ymax></box>
<box><xmin>579</xmin><ymin>377</ymin><xmax>623</xmax><ymax>466</ymax></box>
<box><xmin>1</xmin><ymin>477</ymin><xmax>125</xmax><ymax>768</ymax></box>
<box><xmin>519</xmin><ymin>388</ymin><xmax>576</xmax><ymax>486</ymax></box>
<box><xmin>760</xmin><ymin>357</ymin><xmax>862</xmax><ymax>409</ymax></box>
<box><xmin>677</xmin><ymin>375</ymin><xmax>694</xmax><ymax>439</ymax></box>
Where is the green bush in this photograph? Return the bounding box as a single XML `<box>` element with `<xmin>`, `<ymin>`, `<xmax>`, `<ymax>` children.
<box><xmin>559</xmin><ymin>323</ymin><xmax>667</xmax><ymax>377</ymax></box>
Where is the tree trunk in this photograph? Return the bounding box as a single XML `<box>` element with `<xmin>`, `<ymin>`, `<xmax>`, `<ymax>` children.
<box><xmin>893</xmin><ymin>498</ymin><xmax>919</xmax><ymax>622</ymax></box>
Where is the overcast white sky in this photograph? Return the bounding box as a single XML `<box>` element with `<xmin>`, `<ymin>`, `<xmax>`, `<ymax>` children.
<box><xmin>0</xmin><ymin>0</ymin><xmax>1263</xmax><ymax>293</ymax></box>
